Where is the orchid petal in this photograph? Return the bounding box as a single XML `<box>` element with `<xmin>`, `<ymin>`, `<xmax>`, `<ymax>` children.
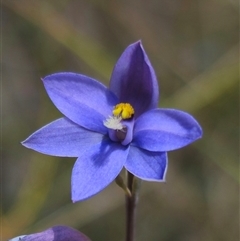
<box><xmin>109</xmin><ymin>41</ymin><xmax>159</xmax><ymax>117</ymax></box>
<box><xmin>43</xmin><ymin>73</ymin><xmax>118</xmax><ymax>134</ymax></box>
<box><xmin>72</xmin><ymin>140</ymin><xmax>129</xmax><ymax>202</ymax></box>
<box><xmin>125</xmin><ymin>146</ymin><xmax>168</xmax><ymax>181</ymax></box>
<box><xmin>20</xmin><ymin>226</ymin><xmax>91</xmax><ymax>241</ymax></box>
<box><xmin>133</xmin><ymin>109</ymin><xmax>203</xmax><ymax>151</ymax></box>
<box><xmin>22</xmin><ymin>118</ymin><xmax>104</xmax><ymax>157</ymax></box>
<box><xmin>9</xmin><ymin>236</ymin><xmax>26</xmax><ymax>241</ymax></box>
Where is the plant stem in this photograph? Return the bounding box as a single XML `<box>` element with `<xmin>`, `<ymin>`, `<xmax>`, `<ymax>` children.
<box><xmin>125</xmin><ymin>171</ymin><xmax>139</xmax><ymax>241</ymax></box>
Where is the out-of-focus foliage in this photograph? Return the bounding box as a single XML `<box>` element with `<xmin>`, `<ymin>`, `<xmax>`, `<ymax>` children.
<box><xmin>2</xmin><ymin>0</ymin><xmax>239</xmax><ymax>240</ymax></box>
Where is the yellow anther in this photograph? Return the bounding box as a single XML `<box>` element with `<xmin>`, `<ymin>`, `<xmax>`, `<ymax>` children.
<box><xmin>113</xmin><ymin>103</ymin><xmax>134</xmax><ymax>119</ymax></box>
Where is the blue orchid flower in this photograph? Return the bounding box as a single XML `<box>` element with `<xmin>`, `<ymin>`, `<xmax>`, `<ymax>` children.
<box><xmin>22</xmin><ymin>41</ymin><xmax>202</xmax><ymax>202</ymax></box>
<box><xmin>9</xmin><ymin>226</ymin><xmax>91</xmax><ymax>241</ymax></box>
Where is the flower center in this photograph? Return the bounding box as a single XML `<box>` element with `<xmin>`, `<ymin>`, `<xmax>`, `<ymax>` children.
<box><xmin>103</xmin><ymin>103</ymin><xmax>134</xmax><ymax>145</ymax></box>
<box><xmin>103</xmin><ymin>103</ymin><xmax>134</xmax><ymax>130</ymax></box>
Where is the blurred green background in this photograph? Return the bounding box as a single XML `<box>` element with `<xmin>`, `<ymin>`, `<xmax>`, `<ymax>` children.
<box><xmin>2</xmin><ymin>0</ymin><xmax>239</xmax><ymax>240</ymax></box>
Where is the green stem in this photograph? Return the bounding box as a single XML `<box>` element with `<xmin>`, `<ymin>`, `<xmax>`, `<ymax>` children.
<box><xmin>125</xmin><ymin>171</ymin><xmax>139</xmax><ymax>241</ymax></box>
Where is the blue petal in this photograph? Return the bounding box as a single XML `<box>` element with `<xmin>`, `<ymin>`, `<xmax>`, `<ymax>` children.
<box><xmin>125</xmin><ymin>146</ymin><xmax>168</xmax><ymax>181</ymax></box>
<box><xmin>133</xmin><ymin>108</ymin><xmax>203</xmax><ymax>151</ymax></box>
<box><xmin>9</xmin><ymin>236</ymin><xmax>26</xmax><ymax>241</ymax></box>
<box><xmin>109</xmin><ymin>41</ymin><xmax>159</xmax><ymax>118</ymax></box>
<box><xmin>22</xmin><ymin>118</ymin><xmax>104</xmax><ymax>157</ymax></box>
<box><xmin>72</xmin><ymin>140</ymin><xmax>129</xmax><ymax>202</ymax></box>
<box><xmin>21</xmin><ymin>225</ymin><xmax>91</xmax><ymax>241</ymax></box>
<box><xmin>43</xmin><ymin>72</ymin><xmax>118</xmax><ymax>134</ymax></box>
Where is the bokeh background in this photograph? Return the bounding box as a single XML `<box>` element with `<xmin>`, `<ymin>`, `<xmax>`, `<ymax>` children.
<box><xmin>2</xmin><ymin>0</ymin><xmax>239</xmax><ymax>240</ymax></box>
